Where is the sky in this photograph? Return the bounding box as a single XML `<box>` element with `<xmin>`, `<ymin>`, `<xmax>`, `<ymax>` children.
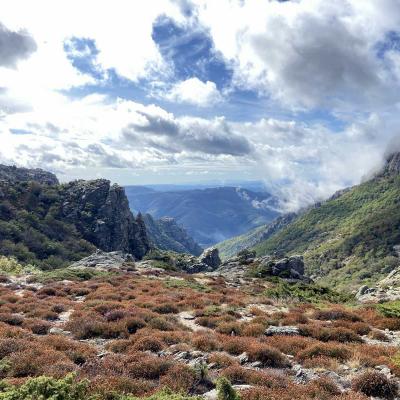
<box><xmin>1</xmin><ymin>0</ymin><xmax>400</xmax><ymax>210</ymax></box>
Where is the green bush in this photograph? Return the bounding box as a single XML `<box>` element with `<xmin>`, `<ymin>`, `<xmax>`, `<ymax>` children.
<box><xmin>0</xmin><ymin>374</ymin><xmax>89</xmax><ymax>400</ymax></box>
<box><xmin>216</xmin><ymin>377</ymin><xmax>239</xmax><ymax>400</ymax></box>
<box><xmin>264</xmin><ymin>279</ymin><xmax>352</xmax><ymax>303</ymax></box>
<box><xmin>377</xmin><ymin>301</ymin><xmax>400</xmax><ymax>318</ymax></box>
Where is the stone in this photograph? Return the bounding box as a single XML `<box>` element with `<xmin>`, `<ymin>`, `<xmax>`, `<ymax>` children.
<box><xmin>199</xmin><ymin>248</ymin><xmax>221</xmax><ymax>270</ymax></box>
<box><xmin>265</xmin><ymin>326</ymin><xmax>300</xmax><ymax>336</ymax></box>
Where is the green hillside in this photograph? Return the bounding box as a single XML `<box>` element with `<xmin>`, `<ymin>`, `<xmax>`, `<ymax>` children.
<box><xmin>253</xmin><ymin>173</ymin><xmax>400</xmax><ymax>291</ymax></box>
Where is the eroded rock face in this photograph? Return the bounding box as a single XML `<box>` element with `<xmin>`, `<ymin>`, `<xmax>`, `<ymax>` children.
<box><xmin>0</xmin><ymin>164</ymin><xmax>59</xmax><ymax>185</ymax></box>
<box><xmin>383</xmin><ymin>152</ymin><xmax>400</xmax><ymax>176</ymax></box>
<box><xmin>61</xmin><ymin>179</ymin><xmax>150</xmax><ymax>259</ymax></box>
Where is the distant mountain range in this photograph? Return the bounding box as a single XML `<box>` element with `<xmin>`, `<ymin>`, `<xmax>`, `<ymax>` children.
<box><xmin>125</xmin><ymin>185</ymin><xmax>281</xmax><ymax>247</ymax></box>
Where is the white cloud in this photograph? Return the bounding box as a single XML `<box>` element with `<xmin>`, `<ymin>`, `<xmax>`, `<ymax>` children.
<box><xmin>191</xmin><ymin>0</ymin><xmax>400</xmax><ymax>111</ymax></box>
<box><xmin>166</xmin><ymin>77</ymin><xmax>222</xmax><ymax>106</ymax></box>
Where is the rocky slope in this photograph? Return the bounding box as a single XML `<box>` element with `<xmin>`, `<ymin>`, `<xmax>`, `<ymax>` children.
<box><xmin>217</xmin><ymin>213</ymin><xmax>297</xmax><ymax>259</ymax></box>
<box><xmin>143</xmin><ymin>213</ymin><xmax>203</xmax><ymax>256</ymax></box>
<box><xmin>249</xmin><ymin>151</ymin><xmax>400</xmax><ymax>290</ymax></box>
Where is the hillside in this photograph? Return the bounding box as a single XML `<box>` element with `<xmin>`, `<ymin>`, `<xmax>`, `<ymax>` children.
<box><xmin>0</xmin><ymin>166</ymin><xmax>150</xmax><ymax>269</ymax></box>
<box><xmin>143</xmin><ymin>213</ymin><xmax>203</xmax><ymax>256</ymax></box>
<box><xmin>217</xmin><ymin>213</ymin><xmax>297</xmax><ymax>259</ymax></box>
<box><xmin>252</xmin><ymin>153</ymin><xmax>400</xmax><ymax>290</ymax></box>
<box><xmin>125</xmin><ymin>186</ymin><xmax>280</xmax><ymax>247</ymax></box>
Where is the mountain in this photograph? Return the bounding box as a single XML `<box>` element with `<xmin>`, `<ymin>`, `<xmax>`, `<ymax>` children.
<box><xmin>216</xmin><ymin>212</ymin><xmax>297</xmax><ymax>259</ymax></box>
<box><xmin>125</xmin><ymin>186</ymin><xmax>281</xmax><ymax>247</ymax></box>
<box><xmin>143</xmin><ymin>213</ymin><xmax>203</xmax><ymax>256</ymax></box>
<box><xmin>249</xmin><ymin>152</ymin><xmax>400</xmax><ymax>290</ymax></box>
<box><xmin>0</xmin><ymin>165</ymin><xmax>150</xmax><ymax>268</ymax></box>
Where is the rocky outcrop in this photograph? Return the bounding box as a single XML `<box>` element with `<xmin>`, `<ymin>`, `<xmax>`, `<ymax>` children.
<box><xmin>357</xmin><ymin>266</ymin><xmax>400</xmax><ymax>303</ymax></box>
<box><xmin>0</xmin><ymin>164</ymin><xmax>59</xmax><ymax>185</ymax></box>
<box><xmin>199</xmin><ymin>248</ymin><xmax>221</xmax><ymax>269</ymax></box>
<box><xmin>215</xmin><ymin>253</ymin><xmax>311</xmax><ymax>282</ymax></box>
<box><xmin>143</xmin><ymin>214</ymin><xmax>203</xmax><ymax>256</ymax></box>
<box><xmin>69</xmin><ymin>250</ymin><xmax>134</xmax><ymax>270</ymax></box>
<box><xmin>382</xmin><ymin>152</ymin><xmax>400</xmax><ymax>176</ymax></box>
<box><xmin>61</xmin><ymin>179</ymin><xmax>150</xmax><ymax>260</ymax></box>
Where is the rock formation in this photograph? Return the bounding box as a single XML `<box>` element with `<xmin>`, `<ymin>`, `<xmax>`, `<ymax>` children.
<box><xmin>69</xmin><ymin>250</ymin><xmax>134</xmax><ymax>270</ymax></box>
<box><xmin>143</xmin><ymin>214</ymin><xmax>203</xmax><ymax>256</ymax></box>
<box><xmin>60</xmin><ymin>179</ymin><xmax>150</xmax><ymax>260</ymax></box>
<box><xmin>0</xmin><ymin>164</ymin><xmax>59</xmax><ymax>185</ymax></box>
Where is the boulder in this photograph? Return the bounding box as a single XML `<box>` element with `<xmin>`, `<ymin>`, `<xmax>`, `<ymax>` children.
<box><xmin>199</xmin><ymin>248</ymin><xmax>221</xmax><ymax>270</ymax></box>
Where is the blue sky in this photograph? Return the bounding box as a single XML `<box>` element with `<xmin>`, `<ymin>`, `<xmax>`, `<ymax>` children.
<box><xmin>1</xmin><ymin>0</ymin><xmax>400</xmax><ymax>210</ymax></box>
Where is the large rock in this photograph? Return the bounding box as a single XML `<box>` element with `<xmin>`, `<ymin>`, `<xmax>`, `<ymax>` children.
<box><xmin>272</xmin><ymin>255</ymin><xmax>305</xmax><ymax>278</ymax></box>
<box><xmin>199</xmin><ymin>248</ymin><xmax>221</xmax><ymax>270</ymax></box>
<box><xmin>70</xmin><ymin>250</ymin><xmax>134</xmax><ymax>270</ymax></box>
<box><xmin>0</xmin><ymin>164</ymin><xmax>59</xmax><ymax>185</ymax></box>
<box><xmin>61</xmin><ymin>179</ymin><xmax>150</xmax><ymax>259</ymax></box>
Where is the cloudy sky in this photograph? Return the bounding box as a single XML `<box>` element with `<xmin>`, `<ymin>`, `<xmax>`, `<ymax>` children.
<box><xmin>1</xmin><ymin>0</ymin><xmax>400</xmax><ymax>210</ymax></box>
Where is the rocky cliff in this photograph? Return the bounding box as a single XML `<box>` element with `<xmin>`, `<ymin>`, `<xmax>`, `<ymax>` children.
<box><xmin>0</xmin><ymin>164</ymin><xmax>59</xmax><ymax>185</ymax></box>
<box><xmin>60</xmin><ymin>179</ymin><xmax>150</xmax><ymax>260</ymax></box>
<box><xmin>143</xmin><ymin>214</ymin><xmax>203</xmax><ymax>256</ymax></box>
<box><xmin>381</xmin><ymin>151</ymin><xmax>400</xmax><ymax>176</ymax></box>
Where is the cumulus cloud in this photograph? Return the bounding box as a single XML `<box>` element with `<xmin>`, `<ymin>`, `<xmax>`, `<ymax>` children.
<box><xmin>165</xmin><ymin>77</ymin><xmax>222</xmax><ymax>106</ymax></box>
<box><xmin>192</xmin><ymin>0</ymin><xmax>400</xmax><ymax>110</ymax></box>
<box><xmin>0</xmin><ymin>23</ymin><xmax>36</xmax><ymax>68</ymax></box>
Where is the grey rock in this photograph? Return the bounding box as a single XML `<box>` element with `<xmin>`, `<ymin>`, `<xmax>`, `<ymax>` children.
<box><xmin>200</xmin><ymin>248</ymin><xmax>221</xmax><ymax>270</ymax></box>
<box><xmin>238</xmin><ymin>352</ymin><xmax>249</xmax><ymax>364</ymax></box>
<box><xmin>61</xmin><ymin>179</ymin><xmax>150</xmax><ymax>259</ymax></box>
<box><xmin>265</xmin><ymin>326</ymin><xmax>300</xmax><ymax>336</ymax></box>
<box><xmin>69</xmin><ymin>250</ymin><xmax>134</xmax><ymax>270</ymax></box>
<box><xmin>0</xmin><ymin>164</ymin><xmax>59</xmax><ymax>185</ymax></box>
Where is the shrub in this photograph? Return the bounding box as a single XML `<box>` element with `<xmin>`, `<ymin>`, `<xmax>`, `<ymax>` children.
<box><xmin>247</xmin><ymin>344</ymin><xmax>289</xmax><ymax>368</ymax></box>
<box><xmin>153</xmin><ymin>304</ymin><xmax>179</xmax><ymax>314</ymax></box>
<box><xmin>216</xmin><ymin>377</ymin><xmax>239</xmax><ymax>400</ymax></box>
<box><xmin>241</xmin><ymin>323</ymin><xmax>265</xmax><ymax>337</ymax></box>
<box><xmin>313</xmin><ymin>308</ymin><xmax>362</xmax><ymax>322</ymax></box>
<box><xmin>192</xmin><ymin>333</ymin><xmax>220</xmax><ymax>352</ymax></box>
<box><xmin>132</xmin><ymin>336</ymin><xmax>164</xmax><ymax>352</ymax></box>
<box><xmin>352</xmin><ymin>371</ymin><xmax>398</xmax><ymax>399</ymax></box>
<box><xmin>297</xmin><ymin>343</ymin><xmax>351</xmax><ymax>362</ymax></box>
<box><xmin>207</xmin><ymin>353</ymin><xmax>238</xmax><ymax>369</ymax></box>
<box><xmin>369</xmin><ymin>329</ymin><xmax>390</xmax><ymax>342</ymax></box>
<box><xmin>0</xmin><ymin>314</ymin><xmax>23</xmax><ymax>327</ymax></box>
<box><xmin>160</xmin><ymin>364</ymin><xmax>196</xmax><ymax>393</ymax></box>
<box><xmin>22</xmin><ymin>319</ymin><xmax>51</xmax><ymax>335</ymax></box>
<box><xmin>0</xmin><ymin>374</ymin><xmax>89</xmax><ymax>400</ymax></box>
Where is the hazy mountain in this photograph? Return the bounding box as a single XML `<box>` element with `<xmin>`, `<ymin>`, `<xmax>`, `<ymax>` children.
<box><xmin>143</xmin><ymin>213</ymin><xmax>203</xmax><ymax>256</ymax></box>
<box><xmin>125</xmin><ymin>186</ymin><xmax>281</xmax><ymax>247</ymax></box>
